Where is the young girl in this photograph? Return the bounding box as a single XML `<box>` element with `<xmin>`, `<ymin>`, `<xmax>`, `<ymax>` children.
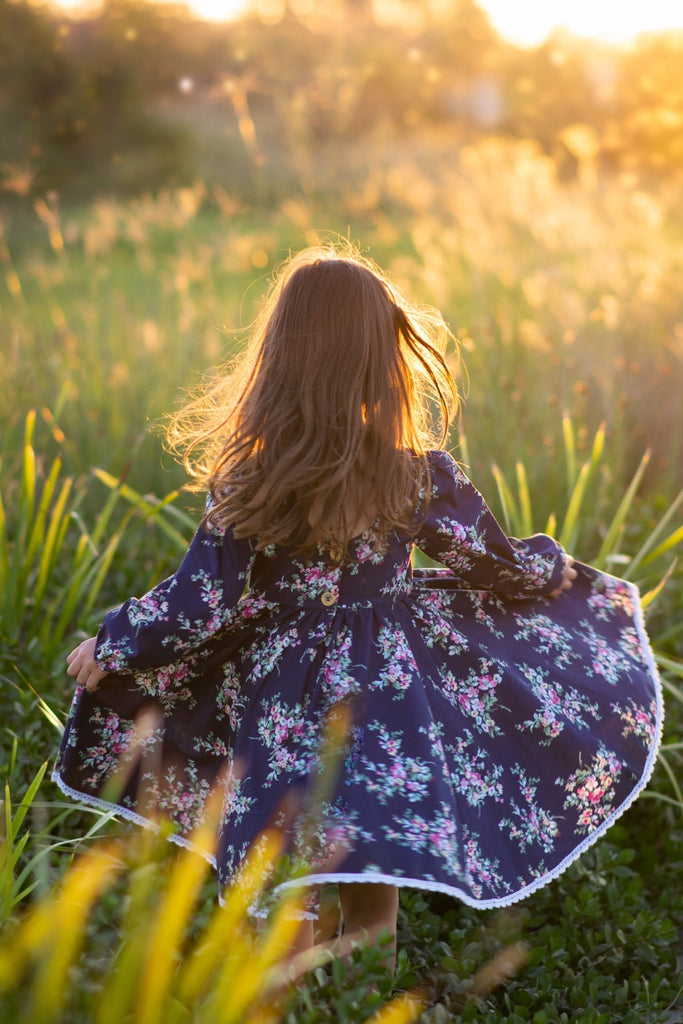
<box><xmin>56</xmin><ymin>244</ymin><xmax>662</xmax><ymax>967</ymax></box>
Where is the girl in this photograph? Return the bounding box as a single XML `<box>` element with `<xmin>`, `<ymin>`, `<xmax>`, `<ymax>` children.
<box><xmin>57</xmin><ymin>244</ymin><xmax>662</xmax><ymax>967</ymax></box>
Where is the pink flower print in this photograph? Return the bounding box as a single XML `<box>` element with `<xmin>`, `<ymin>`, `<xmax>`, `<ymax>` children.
<box><xmin>498</xmin><ymin>765</ymin><xmax>560</xmax><ymax>853</ymax></box>
<box><xmin>610</xmin><ymin>698</ymin><xmax>658</xmax><ymax>745</ymax></box>
<box><xmin>576</xmin><ymin>774</ymin><xmax>607</xmax><ymax>805</ymax></box>
<box><xmin>580</xmin><ymin>622</ymin><xmax>633</xmax><ymax>686</ymax></box>
<box><xmin>588</xmin><ymin>577</ymin><xmax>635</xmax><ymax>620</ymax></box>
<box><xmin>372</xmin><ymin>627</ymin><xmax>419</xmax><ymax>698</ymax></box>
<box><xmin>444</xmin><ymin>659</ymin><xmax>504</xmax><ymax>735</ymax></box>
<box><xmin>461</xmin><ymin>825</ymin><xmax>505</xmax><ymax>897</ymax></box>
<box><xmin>513</xmin><ymin>614</ymin><xmax>577</xmax><ymax>668</ymax></box>
<box><xmin>127</xmin><ymin>591</ymin><xmax>171</xmax><ymax>628</ymax></box>
<box><xmin>448</xmin><ymin>738</ymin><xmax>504</xmax><ymax>808</ymax></box>
<box><xmin>517</xmin><ymin>665</ymin><xmax>599</xmax><ymax>745</ymax></box>
<box><xmin>96</xmin><ymin>637</ymin><xmax>134</xmax><ymax>673</ymax></box>
<box><xmin>619</xmin><ymin>627</ymin><xmax>646</xmax><ymax>665</ymax></box>
<box><xmin>238</xmin><ymin>592</ymin><xmax>274</xmax><ymax>620</ymax></box>
<box><xmin>559</xmin><ymin>746</ymin><xmax>623</xmax><ymax>833</ymax></box>
<box><xmin>355</xmin><ymin>538</ymin><xmax>375</xmax><ymax>562</ymax></box>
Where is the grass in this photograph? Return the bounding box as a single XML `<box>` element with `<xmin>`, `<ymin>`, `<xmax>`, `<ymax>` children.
<box><xmin>1</xmin><ymin>137</ymin><xmax>682</xmax><ymax>1020</ymax></box>
<box><xmin>2</xmin><ymin>137</ymin><xmax>683</xmax><ymax>505</ymax></box>
<box><xmin>1</xmin><ymin>412</ymin><xmax>681</xmax><ymax>1023</ymax></box>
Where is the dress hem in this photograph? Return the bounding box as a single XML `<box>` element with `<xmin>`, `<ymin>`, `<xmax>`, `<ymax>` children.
<box><xmin>268</xmin><ymin>579</ymin><xmax>665</xmax><ymax>910</ymax></box>
<box><xmin>51</xmin><ymin>579</ymin><xmax>664</xmax><ymax>914</ymax></box>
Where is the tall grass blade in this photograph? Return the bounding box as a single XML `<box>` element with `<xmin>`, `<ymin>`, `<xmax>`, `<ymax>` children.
<box><xmin>11</xmin><ymin>673</ymin><xmax>65</xmax><ymax>734</ymax></box>
<box><xmin>641</xmin><ymin>525</ymin><xmax>683</xmax><ymax>567</ymax></box>
<box><xmin>175</xmin><ymin>833</ymin><xmax>280</xmax><ymax>1011</ymax></box>
<box><xmin>624</xmin><ymin>486</ymin><xmax>683</xmax><ymax>578</ymax></box>
<box><xmin>0</xmin><ymin>485</ymin><xmax>7</xmax><ymax>600</ymax></box>
<box><xmin>456</xmin><ymin>427</ymin><xmax>470</xmax><ymax>471</ymax></box>
<box><xmin>594</xmin><ymin>450</ymin><xmax>650</xmax><ymax>570</ymax></box>
<box><xmin>655</xmin><ymin>653</ymin><xmax>683</xmax><ymax>680</ymax></box>
<box><xmin>654</xmin><ymin>752</ymin><xmax>683</xmax><ymax>809</ymax></box>
<box><xmin>93</xmin><ymin>468</ymin><xmax>193</xmax><ymax>552</ymax></box>
<box><xmin>562</xmin><ymin>412</ymin><xmax>577</xmax><ymax>492</ymax></box>
<box><xmin>0</xmin><ymin>763</ymin><xmax>48</xmax><ymax>921</ymax></box>
<box><xmin>7</xmin><ymin>762</ymin><xmax>47</xmax><ymax>843</ymax></box>
<box><xmin>558</xmin><ymin>425</ymin><xmax>606</xmax><ymax>551</ymax></box>
<box><xmin>491</xmin><ymin>464</ymin><xmax>518</xmax><ymax>535</ymax></box>
<box><xmin>95</xmin><ymin>851</ymin><xmax>162</xmax><ymax>1024</ymax></box>
<box><xmin>588</xmin><ymin>422</ymin><xmax>606</xmax><ymax>472</ymax></box>
<box><xmin>41</xmin><ymin>518</ymin><xmax>130</xmax><ymax>653</ymax></box>
<box><xmin>220</xmin><ymin>891</ymin><xmax>306</xmax><ymax>1024</ymax></box>
<box><xmin>640</xmin><ymin>557</ymin><xmax>678</xmax><ymax>610</ymax></box>
<box><xmin>4</xmin><ymin>415</ymin><xmax>37</xmax><ymax>633</ymax></box>
<box><xmin>1</xmin><ymin>783</ymin><xmax>12</xmax><ymax>921</ymax></box>
<box><xmin>30</xmin><ymin>475</ymin><xmax>73</xmax><ymax>621</ymax></box>
<box><xmin>558</xmin><ymin>462</ymin><xmax>592</xmax><ymax>551</ymax></box>
<box><xmin>88</xmin><ymin>473</ymin><xmax>127</xmax><ymax>550</ymax></box>
<box><xmin>21</xmin><ymin>844</ymin><xmax>122</xmax><ymax>1024</ymax></box>
<box><xmin>365</xmin><ymin>993</ymin><xmax>426</xmax><ymax>1024</ymax></box>
<box><xmin>515</xmin><ymin>461</ymin><xmax>533</xmax><ymax>537</ymax></box>
<box><xmin>135</xmin><ymin>829</ymin><xmax>215</xmax><ymax>1024</ymax></box>
<box><xmin>80</xmin><ymin>527</ymin><xmax>129</xmax><ymax>621</ymax></box>
<box><xmin>24</xmin><ymin>456</ymin><xmax>62</xmax><ymax>584</ymax></box>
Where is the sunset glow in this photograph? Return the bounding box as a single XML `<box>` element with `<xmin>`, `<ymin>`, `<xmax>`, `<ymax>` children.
<box><xmin>51</xmin><ymin>0</ymin><xmax>683</xmax><ymax>46</ymax></box>
<box><xmin>480</xmin><ymin>0</ymin><xmax>683</xmax><ymax>46</ymax></box>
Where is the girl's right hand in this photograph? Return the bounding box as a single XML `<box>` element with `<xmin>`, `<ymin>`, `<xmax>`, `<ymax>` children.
<box><xmin>67</xmin><ymin>637</ymin><xmax>109</xmax><ymax>692</ymax></box>
<box><xmin>550</xmin><ymin>555</ymin><xmax>577</xmax><ymax>597</ymax></box>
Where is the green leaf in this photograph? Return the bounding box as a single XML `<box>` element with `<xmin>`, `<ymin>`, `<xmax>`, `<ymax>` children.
<box><xmin>491</xmin><ymin>464</ymin><xmax>518</xmax><ymax>535</ymax></box>
<box><xmin>594</xmin><ymin>450</ymin><xmax>650</xmax><ymax>570</ymax></box>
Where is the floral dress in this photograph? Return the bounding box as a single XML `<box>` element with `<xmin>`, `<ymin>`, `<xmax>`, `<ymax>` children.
<box><xmin>54</xmin><ymin>450</ymin><xmax>663</xmax><ymax>910</ymax></box>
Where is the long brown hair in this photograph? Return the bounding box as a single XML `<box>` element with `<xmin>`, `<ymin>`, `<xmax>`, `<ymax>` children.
<box><xmin>168</xmin><ymin>243</ymin><xmax>459</xmax><ymax>553</ymax></box>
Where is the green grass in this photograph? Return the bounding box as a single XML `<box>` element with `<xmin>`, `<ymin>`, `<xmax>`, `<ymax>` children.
<box><xmin>2</xmin><ymin>137</ymin><xmax>683</xmax><ymax>506</ymax></box>
<box><xmin>1</xmin><ymin>144</ymin><xmax>682</xmax><ymax>1021</ymax></box>
<box><xmin>1</xmin><ymin>409</ymin><xmax>681</xmax><ymax>1022</ymax></box>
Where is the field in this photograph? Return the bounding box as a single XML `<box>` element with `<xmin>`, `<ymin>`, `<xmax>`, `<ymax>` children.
<box><xmin>1</xmin><ymin>131</ymin><xmax>683</xmax><ymax>1022</ymax></box>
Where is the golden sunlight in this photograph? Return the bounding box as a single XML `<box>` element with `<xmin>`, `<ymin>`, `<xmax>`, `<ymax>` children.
<box><xmin>51</xmin><ymin>0</ymin><xmax>251</xmax><ymax>18</ymax></box>
<box><xmin>479</xmin><ymin>0</ymin><xmax>683</xmax><ymax>46</ymax></box>
<box><xmin>49</xmin><ymin>0</ymin><xmax>683</xmax><ymax>42</ymax></box>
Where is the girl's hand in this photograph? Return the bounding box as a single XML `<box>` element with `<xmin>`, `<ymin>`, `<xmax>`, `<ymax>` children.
<box><xmin>550</xmin><ymin>555</ymin><xmax>577</xmax><ymax>597</ymax></box>
<box><xmin>66</xmin><ymin>637</ymin><xmax>109</xmax><ymax>692</ymax></box>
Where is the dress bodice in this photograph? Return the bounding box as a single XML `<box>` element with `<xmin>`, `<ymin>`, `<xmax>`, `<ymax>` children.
<box><xmin>247</xmin><ymin>532</ymin><xmax>415</xmax><ymax>610</ymax></box>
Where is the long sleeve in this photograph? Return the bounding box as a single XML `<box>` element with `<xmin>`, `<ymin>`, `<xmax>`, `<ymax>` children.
<box><xmin>415</xmin><ymin>450</ymin><xmax>566</xmax><ymax>598</ymax></box>
<box><xmin>94</xmin><ymin>514</ymin><xmax>254</xmax><ymax>674</ymax></box>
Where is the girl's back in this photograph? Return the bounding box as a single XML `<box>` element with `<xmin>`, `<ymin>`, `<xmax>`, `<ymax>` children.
<box><xmin>57</xmin><ymin>244</ymin><xmax>663</xmax><ymax>968</ymax></box>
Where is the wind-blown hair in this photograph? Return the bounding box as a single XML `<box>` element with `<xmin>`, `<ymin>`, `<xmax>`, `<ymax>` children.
<box><xmin>168</xmin><ymin>243</ymin><xmax>460</xmax><ymax>554</ymax></box>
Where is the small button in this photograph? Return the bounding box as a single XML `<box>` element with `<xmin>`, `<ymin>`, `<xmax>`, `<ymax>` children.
<box><xmin>320</xmin><ymin>590</ymin><xmax>337</xmax><ymax>606</ymax></box>
<box><xmin>329</xmin><ymin>545</ymin><xmax>344</xmax><ymax>564</ymax></box>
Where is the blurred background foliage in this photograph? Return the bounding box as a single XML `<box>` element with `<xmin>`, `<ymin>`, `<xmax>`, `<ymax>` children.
<box><xmin>1</xmin><ymin>0</ymin><xmax>683</xmax><ymax>200</ymax></box>
<box><xmin>1</xmin><ymin>2</ymin><xmax>683</xmax><ymax>1019</ymax></box>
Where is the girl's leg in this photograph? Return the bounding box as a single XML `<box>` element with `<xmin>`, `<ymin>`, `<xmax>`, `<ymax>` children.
<box><xmin>288</xmin><ymin>917</ymin><xmax>315</xmax><ymax>958</ymax></box>
<box><xmin>338</xmin><ymin>882</ymin><xmax>399</xmax><ymax>972</ymax></box>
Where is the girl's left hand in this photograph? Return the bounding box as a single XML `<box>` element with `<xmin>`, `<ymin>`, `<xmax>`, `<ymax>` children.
<box><xmin>66</xmin><ymin>637</ymin><xmax>109</xmax><ymax>692</ymax></box>
<box><xmin>550</xmin><ymin>555</ymin><xmax>577</xmax><ymax>597</ymax></box>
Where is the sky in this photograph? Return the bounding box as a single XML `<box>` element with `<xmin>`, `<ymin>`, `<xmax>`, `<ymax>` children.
<box><xmin>51</xmin><ymin>0</ymin><xmax>683</xmax><ymax>47</ymax></box>
<box><xmin>479</xmin><ymin>0</ymin><xmax>683</xmax><ymax>46</ymax></box>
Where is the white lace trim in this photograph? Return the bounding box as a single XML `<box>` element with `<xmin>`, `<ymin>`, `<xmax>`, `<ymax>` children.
<box><xmin>266</xmin><ymin>579</ymin><xmax>666</xmax><ymax>909</ymax></box>
<box><xmin>49</xmin><ymin>772</ymin><xmax>218</xmax><ymax>867</ymax></box>
<box><xmin>52</xmin><ymin>578</ymin><xmax>664</xmax><ymax>913</ymax></box>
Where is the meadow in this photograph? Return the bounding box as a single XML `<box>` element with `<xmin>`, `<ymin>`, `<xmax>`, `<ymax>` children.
<box><xmin>1</xmin><ymin>132</ymin><xmax>683</xmax><ymax>1022</ymax></box>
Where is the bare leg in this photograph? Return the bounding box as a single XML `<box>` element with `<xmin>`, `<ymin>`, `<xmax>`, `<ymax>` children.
<box><xmin>288</xmin><ymin>917</ymin><xmax>315</xmax><ymax>958</ymax></box>
<box><xmin>276</xmin><ymin>884</ymin><xmax>398</xmax><ymax>984</ymax></box>
<box><xmin>338</xmin><ymin>882</ymin><xmax>399</xmax><ymax>973</ymax></box>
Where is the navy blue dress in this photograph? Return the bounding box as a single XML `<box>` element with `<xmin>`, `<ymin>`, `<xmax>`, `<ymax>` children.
<box><xmin>54</xmin><ymin>450</ymin><xmax>662</xmax><ymax>910</ymax></box>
